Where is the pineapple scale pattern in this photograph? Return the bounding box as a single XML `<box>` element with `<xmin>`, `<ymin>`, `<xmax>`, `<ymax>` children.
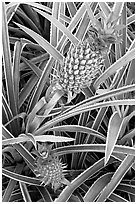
<box><xmin>34</xmin><ymin>154</ymin><xmax>66</xmax><ymax>191</ymax></box>
<box><xmin>58</xmin><ymin>40</ymin><xmax>104</xmax><ymax>95</ymax></box>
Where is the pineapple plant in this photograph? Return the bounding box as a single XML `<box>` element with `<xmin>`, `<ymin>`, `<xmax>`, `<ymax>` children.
<box><xmin>49</xmin><ymin>11</ymin><xmax>123</xmax><ymax>101</ymax></box>
<box><xmin>34</xmin><ymin>143</ymin><xmax>67</xmax><ymax>191</ymax></box>
<box><xmin>3</xmin><ymin>2</ymin><xmax>135</xmax><ymax>202</ymax></box>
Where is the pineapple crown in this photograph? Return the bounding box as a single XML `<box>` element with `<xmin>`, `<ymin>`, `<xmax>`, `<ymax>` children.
<box><xmin>87</xmin><ymin>11</ymin><xmax>125</xmax><ymax>54</ymax></box>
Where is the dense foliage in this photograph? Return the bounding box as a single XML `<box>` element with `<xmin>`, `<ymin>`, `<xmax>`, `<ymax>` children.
<box><xmin>2</xmin><ymin>2</ymin><xmax>135</xmax><ymax>202</ymax></box>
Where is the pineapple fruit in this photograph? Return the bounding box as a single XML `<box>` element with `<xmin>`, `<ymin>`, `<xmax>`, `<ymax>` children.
<box><xmin>48</xmin><ymin>11</ymin><xmax>123</xmax><ymax>103</ymax></box>
<box><xmin>59</xmin><ymin>40</ymin><xmax>104</xmax><ymax>95</ymax></box>
<box><xmin>34</xmin><ymin>143</ymin><xmax>67</xmax><ymax>191</ymax></box>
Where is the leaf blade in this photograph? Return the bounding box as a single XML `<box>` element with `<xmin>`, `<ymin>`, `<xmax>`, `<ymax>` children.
<box><xmin>105</xmin><ymin>111</ymin><xmax>122</xmax><ymax>165</ymax></box>
<box><xmin>33</xmin><ymin>7</ymin><xmax>79</xmax><ymax>45</ymax></box>
<box><xmin>15</xmin><ymin>23</ymin><xmax>64</xmax><ymax>64</ymax></box>
<box><xmin>97</xmin><ymin>155</ymin><xmax>135</xmax><ymax>202</ymax></box>
<box><xmin>94</xmin><ymin>49</ymin><xmax>135</xmax><ymax>89</ymax></box>
<box><xmin>2</xmin><ymin>134</ymin><xmax>75</xmax><ymax>146</ymax></box>
<box><xmin>48</xmin><ymin>125</ymin><xmax>105</xmax><ymax>141</ymax></box>
<box><xmin>2</xmin><ymin>2</ymin><xmax>17</xmax><ymax>117</ymax></box>
<box><xmin>19</xmin><ymin>182</ymin><xmax>32</xmax><ymax>202</ymax></box>
<box><xmin>84</xmin><ymin>172</ymin><xmax>113</xmax><ymax>202</ymax></box>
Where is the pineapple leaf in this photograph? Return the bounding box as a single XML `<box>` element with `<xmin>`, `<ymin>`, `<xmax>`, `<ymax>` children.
<box><xmin>55</xmin><ymin>157</ymin><xmax>105</xmax><ymax>202</ymax></box>
<box><xmin>4</xmin><ymin>112</ymin><xmax>27</xmax><ymax>128</ymax></box>
<box><xmin>2</xmin><ymin>3</ymin><xmax>17</xmax><ymax>116</ymax></box>
<box><xmin>6</xmin><ymin>3</ymin><xmax>20</xmax><ymax>23</ymax></box>
<box><xmin>113</xmin><ymin>2</ymin><xmax>124</xmax><ymax>19</ymax></box>
<box><xmin>48</xmin><ymin>125</ymin><xmax>105</xmax><ymax>141</ymax></box>
<box><xmin>41</xmin><ymin>89</ymin><xmax>64</xmax><ymax>117</ymax></box>
<box><xmin>33</xmin><ymin>7</ymin><xmax>79</xmax><ymax>45</ymax></box>
<box><xmin>36</xmin><ymin>186</ymin><xmax>53</xmax><ymax>202</ymax></box>
<box><xmin>61</xmin><ymin>178</ymin><xmax>72</xmax><ymax>187</ymax></box>
<box><xmin>19</xmin><ymin>74</ymin><xmax>38</xmax><ymax>108</ymax></box>
<box><xmin>26</xmin><ymin>97</ymin><xmax>46</xmax><ymax>133</ymax></box>
<box><xmin>85</xmin><ymin>2</ymin><xmax>98</xmax><ymax>27</ymax></box>
<box><xmin>34</xmin><ymin>83</ymin><xmax>135</xmax><ymax>135</ymax></box>
<box><xmin>94</xmin><ymin>48</ymin><xmax>135</xmax><ymax>89</ymax></box>
<box><xmin>2</xmin><ymin>134</ymin><xmax>75</xmax><ymax>146</ymax></box>
<box><xmin>75</xmin><ymin>3</ymin><xmax>97</xmax><ymax>41</ymax></box>
<box><xmin>2</xmin><ymin>126</ymin><xmax>35</xmax><ymax>167</ymax></box>
<box><xmin>99</xmin><ymin>2</ymin><xmax>111</xmax><ymax>17</ymax></box>
<box><xmin>24</xmin><ymin>133</ymin><xmax>37</xmax><ymax>150</ymax></box>
<box><xmin>118</xmin><ymin>111</ymin><xmax>135</xmax><ymax>140</ymax></box>
<box><xmin>52</xmin><ymin>144</ymin><xmax>134</xmax><ymax>156</ymax></box>
<box><xmin>13</xmin><ymin>41</ymin><xmax>25</xmax><ymax>113</ymax></box>
<box><xmin>97</xmin><ymin>155</ymin><xmax>135</xmax><ymax>202</ymax></box>
<box><xmin>67</xmin><ymin>91</ymin><xmax>76</xmax><ymax>104</ymax></box>
<box><xmin>84</xmin><ymin>172</ymin><xmax>113</xmax><ymax>202</ymax></box>
<box><xmin>109</xmin><ymin>193</ymin><xmax>129</xmax><ymax>202</ymax></box>
<box><xmin>35</xmin><ymin>100</ymin><xmax>135</xmax><ymax>136</ymax></box>
<box><xmin>2</xmin><ymin>163</ymin><xmax>24</xmax><ymax>202</ymax></box>
<box><xmin>21</xmin><ymin>56</ymin><xmax>42</xmax><ymax>77</ymax></box>
<box><xmin>50</xmin><ymin>2</ymin><xmax>60</xmax><ymax>47</ymax></box>
<box><xmin>66</xmin><ymin>2</ymin><xmax>77</xmax><ymax>17</ymax></box>
<box><xmin>19</xmin><ymin>182</ymin><xmax>32</xmax><ymax>202</ymax></box>
<box><xmin>127</xmin><ymin>14</ymin><xmax>135</xmax><ymax>25</ymax></box>
<box><xmin>105</xmin><ymin>111</ymin><xmax>123</xmax><ymax>165</ymax></box>
<box><xmin>114</xmin><ymin>24</ymin><xmax>126</xmax><ymax>31</ymax></box>
<box><xmin>15</xmin><ymin>23</ymin><xmax>65</xmax><ymax>65</ymax></box>
<box><xmin>2</xmin><ymin>168</ymin><xmax>41</xmax><ymax>186</ymax></box>
<box><xmin>105</xmin><ymin>11</ymin><xmax>117</xmax><ymax>25</ymax></box>
<box><xmin>16</xmin><ymin>8</ymin><xmax>41</xmax><ymax>35</ymax></box>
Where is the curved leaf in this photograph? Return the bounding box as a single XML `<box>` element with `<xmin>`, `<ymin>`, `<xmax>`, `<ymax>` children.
<box><xmin>94</xmin><ymin>49</ymin><xmax>135</xmax><ymax>89</ymax></box>
<box><xmin>2</xmin><ymin>168</ymin><xmax>40</xmax><ymax>186</ymax></box>
<box><xmin>2</xmin><ymin>134</ymin><xmax>75</xmax><ymax>146</ymax></box>
<box><xmin>52</xmin><ymin>144</ymin><xmax>135</xmax><ymax>156</ymax></box>
<box><xmin>2</xmin><ymin>163</ymin><xmax>24</xmax><ymax>202</ymax></box>
<box><xmin>35</xmin><ymin>99</ymin><xmax>135</xmax><ymax>135</ymax></box>
<box><xmin>55</xmin><ymin>157</ymin><xmax>105</xmax><ymax>202</ymax></box>
<box><xmin>116</xmin><ymin>183</ymin><xmax>135</xmax><ymax>195</ymax></box>
<box><xmin>26</xmin><ymin>97</ymin><xmax>46</xmax><ymax>133</ymax></box>
<box><xmin>62</xmin><ymin>84</ymin><xmax>135</xmax><ymax>115</ymax></box>
<box><xmin>15</xmin><ymin>23</ymin><xmax>64</xmax><ymax>65</ymax></box>
<box><xmin>41</xmin><ymin>89</ymin><xmax>64</xmax><ymax>117</ymax></box>
<box><xmin>84</xmin><ymin>172</ymin><xmax>113</xmax><ymax>202</ymax></box>
<box><xmin>2</xmin><ymin>3</ymin><xmax>17</xmax><ymax>117</ymax></box>
<box><xmin>33</xmin><ymin>7</ymin><xmax>79</xmax><ymax>45</ymax></box>
<box><xmin>24</xmin><ymin>2</ymin><xmax>70</xmax><ymax>24</ymax></box>
<box><xmin>105</xmin><ymin>111</ymin><xmax>123</xmax><ymax>165</ymax></box>
<box><xmin>13</xmin><ymin>41</ymin><xmax>25</xmax><ymax>112</ymax></box>
<box><xmin>97</xmin><ymin>154</ymin><xmax>135</xmax><ymax>202</ymax></box>
<box><xmin>4</xmin><ymin>112</ymin><xmax>27</xmax><ymax>128</ymax></box>
<box><xmin>6</xmin><ymin>3</ymin><xmax>20</xmax><ymax>23</ymax></box>
<box><xmin>36</xmin><ymin>186</ymin><xmax>53</xmax><ymax>202</ymax></box>
<box><xmin>2</xmin><ymin>126</ymin><xmax>35</xmax><ymax>167</ymax></box>
<box><xmin>118</xmin><ymin>111</ymin><xmax>135</xmax><ymax>140</ymax></box>
<box><xmin>109</xmin><ymin>193</ymin><xmax>129</xmax><ymax>202</ymax></box>
<box><xmin>48</xmin><ymin>125</ymin><xmax>105</xmax><ymax>140</ymax></box>
<box><xmin>2</xmin><ymin>94</ymin><xmax>13</xmax><ymax>115</ymax></box>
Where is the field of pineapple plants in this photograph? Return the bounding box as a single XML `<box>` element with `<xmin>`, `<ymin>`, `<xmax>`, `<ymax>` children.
<box><xmin>2</xmin><ymin>2</ymin><xmax>135</xmax><ymax>202</ymax></box>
